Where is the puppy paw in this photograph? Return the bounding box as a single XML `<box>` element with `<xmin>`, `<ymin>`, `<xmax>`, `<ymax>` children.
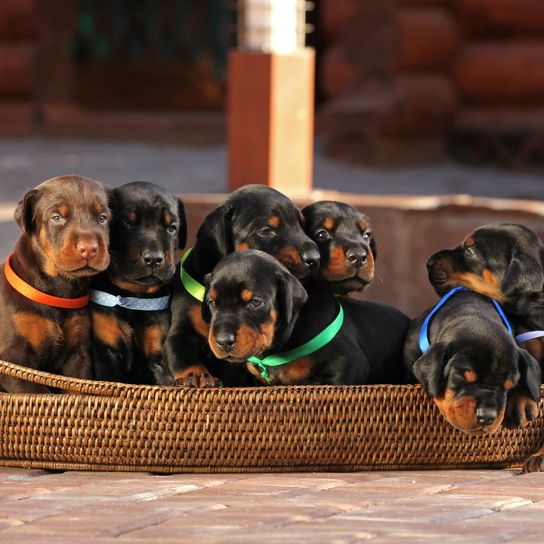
<box><xmin>173</xmin><ymin>366</ymin><xmax>222</xmax><ymax>388</ymax></box>
<box><xmin>503</xmin><ymin>389</ymin><xmax>540</xmax><ymax>430</ymax></box>
<box><xmin>523</xmin><ymin>450</ymin><xmax>544</xmax><ymax>473</ymax></box>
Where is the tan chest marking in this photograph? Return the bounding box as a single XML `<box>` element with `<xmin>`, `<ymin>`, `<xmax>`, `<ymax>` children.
<box><xmin>92</xmin><ymin>312</ymin><xmax>132</xmax><ymax>347</ymax></box>
<box><xmin>141</xmin><ymin>324</ymin><xmax>165</xmax><ymax>358</ymax></box>
<box><xmin>13</xmin><ymin>312</ymin><xmax>63</xmax><ymax>351</ymax></box>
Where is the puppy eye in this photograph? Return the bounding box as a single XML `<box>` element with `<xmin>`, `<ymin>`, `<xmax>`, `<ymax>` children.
<box><xmin>51</xmin><ymin>214</ymin><xmax>64</xmax><ymax>224</ymax></box>
<box><xmin>315</xmin><ymin>229</ymin><xmax>330</xmax><ymax>241</ymax></box>
<box><xmin>362</xmin><ymin>231</ymin><xmax>372</xmax><ymax>242</ymax></box>
<box><xmin>465</xmin><ymin>247</ymin><xmax>477</xmax><ymax>258</ymax></box>
<box><xmin>97</xmin><ymin>214</ymin><xmax>108</xmax><ymax>225</ymax></box>
<box><xmin>120</xmin><ymin>220</ymin><xmax>132</xmax><ymax>230</ymax></box>
<box><xmin>167</xmin><ymin>224</ymin><xmax>177</xmax><ymax>234</ymax></box>
<box><xmin>248</xmin><ymin>298</ymin><xmax>263</xmax><ymax>308</ymax></box>
<box><xmin>207</xmin><ymin>300</ymin><xmax>217</xmax><ymax>311</ymax></box>
<box><xmin>258</xmin><ymin>226</ymin><xmax>276</xmax><ymax>238</ymax></box>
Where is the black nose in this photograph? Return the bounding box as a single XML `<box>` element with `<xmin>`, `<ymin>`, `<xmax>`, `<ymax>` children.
<box><xmin>302</xmin><ymin>248</ymin><xmax>320</xmax><ymax>270</ymax></box>
<box><xmin>346</xmin><ymin>248</ymin><xmax>368</xmax><ymax>268</ymax></box>
<box><xmin>215</xmin><ymin>332</ymin><xmax>236</xmax><ymax>352</ymax></box>
<box><xmin>476</xmin><ymin>407</ymin><xmax>498</xmax><ymax>426</ymax></box>
<box><xmin>142</xmin><ymin>249</ymin><xmax>165</xmax><ymax>268</ymax></box>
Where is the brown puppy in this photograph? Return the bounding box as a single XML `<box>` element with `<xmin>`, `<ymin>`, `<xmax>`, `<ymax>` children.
<box><xmin>0</xmin><ymin>175</ymin><xmax>111</xmax><ymax>392</ymax></box>
<box><xmin>302</xmin><ymin>201</ymin><xmax>376</xmax><ymax>296</ymax></box>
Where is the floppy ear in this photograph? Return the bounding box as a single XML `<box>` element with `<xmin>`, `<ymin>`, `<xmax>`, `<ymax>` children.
<box><xmin>412</xmin><ymin>343</ymin><xmax>448</xmax><ymax>398</ymax></box>
<box><xmin>14</xmin><ymin>188</ymin><xmax>39</xmax><ymax>234</ymax></box>
<box><xmin>502</xmin><ymin>253</ymin><xmax>544</xmax><ymax>301</ymax></box>
<box><xmin>177</xmin><ymin>197</ymin><xmax>187</xmax><ymax>250</ymax></box>
<box><xmin>273</xmin><ymin>268</ymin><xmax>308</xmax><ymax>345</ymax></box>
<box><xmin>517</xmin><ymin>348</ymin><xmax>542</xmax><ymax>402</ymax></box>
<box><xmin>369</xmin><ymin>235</ymin><xmax>378</xmax><ymax>261</ymax></box>
<box><xmin>201</xmin><ymin>273</ymin><xmax>213</xmax><ymax>323</ymax></box>
<box><xmin>195</xmin><ymin>204</ymin><xmax>234</xmax><ymax>259</ymax></box>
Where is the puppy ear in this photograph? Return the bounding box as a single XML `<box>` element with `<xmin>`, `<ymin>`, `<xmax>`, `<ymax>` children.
<box><xmin>177</xmin><ymin>197</ymin><xmax>187</xmax><ymax>250</ymax></box>
<box><xmin>502</xmin><ymin>253</ymin><xmax>544</xmax><ymax>300</ymax></box>
<box><xmin>369</xmin><ymin>235</ymin><xmax>378</xmax><ymax>261</ymax></box>
<box><xmin>274</xmin><ymin>268</ymin><xmax>308</xmax><ymax>345</ymax></box>
<box><xmin>14</xmin><ymin>188</ymin><xmax>39</xmax><ymax>233</ymax></box>
<box><xmin>196</xmin><ymin>204</ymin><xmax>234</xmax><ymax>259</ymax></box>
<box><xmin>201</xmin><ymin>273</ymin><xmax>213</xmax><ymax>323</ymax></box>
<box><xmin>517</xmin><ymin>348</ymin><xmax>542</xmax><ymax>402</ymax></box>
<box><xmin>412</xmin><ymin>343</ymin><xmax>448</xmax><ymax>398</ymax></box>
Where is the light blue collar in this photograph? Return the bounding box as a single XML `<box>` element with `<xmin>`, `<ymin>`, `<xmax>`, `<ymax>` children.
<box><xmin>90</xmin><ymin>289</ymin><xmax>170</xmax><ymax>311</ymax></box>
<box><xmin>419</xmin><ymin>287</ymin><xmax>513</xmax><ymax>353</ymax></box>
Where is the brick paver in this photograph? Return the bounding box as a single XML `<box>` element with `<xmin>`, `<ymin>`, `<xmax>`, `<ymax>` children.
<box><xmin>0</xmin><ymin>467</ymin><xmax>543</xmax><ymax>542</ymax></box>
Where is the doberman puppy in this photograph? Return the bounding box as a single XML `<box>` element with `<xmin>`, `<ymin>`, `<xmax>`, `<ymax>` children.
<box><xmin>302</xmin><ymin>201</ymin><xmax>377</xmax><ymax>296</ymax></box>
<box><xmin>90</xmin><ymin>182</ymin><xmax>186</xmax><ymax>385</ymax></box>
<box><xmin>404</xmin><ymin>288</ymin><xmax>541</xmax><ymax>435</ymax></box>
<box><xmin>0</xmin><ymin>175</ymin><xmax>111</xmax><ymax>392</ymax></box>
<box><xmin>203</xmin><ymin>249</ymin><xmax>409</xmax><ymax>386</ymax></box>
<box><xmin>426</xmin><ymin>223</ymin><xmax>544</xmax><ymax>470</ymax></box>
<box><xmin>165</xmin><ymin>185</ymin><xmax>321</xmax><ymax>387</ymax></box>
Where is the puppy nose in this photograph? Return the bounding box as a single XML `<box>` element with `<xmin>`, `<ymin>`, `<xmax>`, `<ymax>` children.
<box><xmin>215</xmin><ymin>332</ymin><xmax>236</xmax><ymax>352</ymax></box>
<box><xmin>346</xmin><ymin>248</ymin><xmax>368</xmax><ymax>268</ymax></box>
<box><xmin>77</xmin><ymin>240</ymin><xmax>98</xmax><ymax>260</ymax></box>
<box><xmin>476</xmin><ymin>407</ymin><xmax>498</xmax><ymax>426</ymax></box>
<box><xmin>142</xmin><ymin>250</ymin><xmax>165</xmax><ymax>268</ymax></box>
<box><xmin>302</xmin><ymin>248</ymin><xmax>320</xmax><ymax>270</ymax></box>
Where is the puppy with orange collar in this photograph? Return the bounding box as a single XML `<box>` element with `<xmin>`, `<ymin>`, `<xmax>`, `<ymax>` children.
<box><xmin>0</xmin><ymin>175</ymin><xmax>111</xmax><ymax>392</ymax></box>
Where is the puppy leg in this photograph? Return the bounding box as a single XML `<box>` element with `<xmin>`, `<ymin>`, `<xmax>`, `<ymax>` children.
<box><xmin>503</xmin><ymin>386</ymin><xmax>540</xmax><ymax>429</ymax></box>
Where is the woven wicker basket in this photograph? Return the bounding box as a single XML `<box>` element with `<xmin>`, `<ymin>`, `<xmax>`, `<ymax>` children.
<box><xmin>0</xmin><ymin>359</ymin><xmax>542</xmax><ymax>473</ymax></box>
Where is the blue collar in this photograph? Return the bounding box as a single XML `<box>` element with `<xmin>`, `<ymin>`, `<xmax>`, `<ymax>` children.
<box><xmin>419</xmin><ymin>287</ymin><xmax>513</xmax><ymax>353</ymax></box>
<box><xmin>90</xmin><ymin>289</ymin><xmax>170</xmax><ymax>311</ymax></box>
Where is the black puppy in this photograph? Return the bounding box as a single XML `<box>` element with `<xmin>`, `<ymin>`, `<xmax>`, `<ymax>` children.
<box><xmin>165</xmin><ymin>185</ymin><xmax>320</xmax><ymax>387</ymax></box>
<box><xmin>203</xmin><ymin>249</ymin><xmax>409</xmax><ymax>386</ymax></box>
<box><xmin>404</xmin><ymin>288</ymin><xmax>541</xmax><ymax>434</ymax></box>
<box><xmin>302</xmin><ymin>201</ymin><xmax>377</xmax><ymax>296</ymax></box>
<box><xmin>91</xmin><ymin>181</ymin><xmax>186</xmax><ymax>385</ymax></box>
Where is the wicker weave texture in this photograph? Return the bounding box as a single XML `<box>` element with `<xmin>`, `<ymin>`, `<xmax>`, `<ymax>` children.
<box><xmin>0</xmin><ymin>360</ymin><xmax>543</xmax><ymax>473</ymax></box>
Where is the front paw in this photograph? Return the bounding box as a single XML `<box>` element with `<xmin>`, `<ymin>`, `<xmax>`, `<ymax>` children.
<box><xmin>173</xmin><ymin>366</ymin><xmax>222</xmax><ymax>388</ymax></box>
<box><xmin>523</xmin><ymin>450</ymin><xmax>544</xmax><ymax>473</ymax></box>
<box><xmin>503</xmin><ymin>389</ymin><xmax>540</xmax><ymax>430</ymax></box>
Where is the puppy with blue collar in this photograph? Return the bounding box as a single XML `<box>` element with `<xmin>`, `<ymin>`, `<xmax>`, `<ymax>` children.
<box><xmin>404</xmin><ymin>287</ymin><xmax>541</xmax><ymax>434</ymax></box>
<box><xmin>90</xmin><ymin>182</ymin><xmax>186</xmax><ymax>385</ymax></box>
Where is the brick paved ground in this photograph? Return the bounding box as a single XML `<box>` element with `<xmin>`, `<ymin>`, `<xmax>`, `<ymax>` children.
<box><xmin>0</xmin><ymin>467</ymin><xmax>543</xmax><ymax>543</ymax></box>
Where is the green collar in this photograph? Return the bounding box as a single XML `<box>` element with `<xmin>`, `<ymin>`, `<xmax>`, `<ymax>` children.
<box><xmin>180</xmin><ymin>248</ymin><xmax>205</xmax><ymax>302</ymax></box>
<box><xmin>248</xmin><ymin>302</ymin><xmax>344</xmax><ymax>384</ymax></box>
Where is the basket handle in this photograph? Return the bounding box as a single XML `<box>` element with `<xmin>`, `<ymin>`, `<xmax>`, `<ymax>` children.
<box><xmin>0</xmin><ymin>359</ymin><xmax>163</xmax><ymax>397</ymax></box>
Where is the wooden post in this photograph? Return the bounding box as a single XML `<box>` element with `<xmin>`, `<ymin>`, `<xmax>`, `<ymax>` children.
<box><xmin>227</xmin><ymin>48</ymin><xmax>315</xmax><ymax>194</ymax></box>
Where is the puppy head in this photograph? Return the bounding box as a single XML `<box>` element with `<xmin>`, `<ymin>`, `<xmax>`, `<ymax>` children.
<box><xmin>196</xmin><ymin>185</ymin><xmax>320</xmax><ymax>280</ymax></box>
<box><xmin>413</xmin><ymin>328</ymin><xmax>541</xmax><ymax>434</ymax></box>
<box><xmin>106</xmin><ymin>181</ymin><xmax>186</xmax><ymax>293</ymax></box>
<box><xmin>302</xmin><ymin>201</ymin><xmax>376</xmax><ymax>295</ymax></box>
<box><xmin>427</xmin><ymin>223</ymin><xmax>544</xmax><ymax>307</ymax></box>
<box><xmin>202</xmin><ymin>249</ymin><xmax>307</xmax><ymax>362</ymax></box>
<box><xmin>14</xmin><ymin>175</ymin><xmax>111</xmax><ymax>279</ymax></box>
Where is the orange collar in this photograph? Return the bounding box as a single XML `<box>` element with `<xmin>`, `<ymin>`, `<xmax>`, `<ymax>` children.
<box><xmin>4</xmin><ymin>254</ymin><xmax>89</xmax><ymax>309</ymax></box>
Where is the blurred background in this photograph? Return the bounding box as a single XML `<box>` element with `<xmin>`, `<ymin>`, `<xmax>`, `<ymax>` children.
<box><xmin>0</xmin><ymin>0</ymin><xmax>543</xmax><ymax>314</ymax></box>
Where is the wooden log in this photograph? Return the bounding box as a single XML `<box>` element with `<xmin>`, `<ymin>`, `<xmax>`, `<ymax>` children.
<box><xmin>0</xmin><ymin>45</ymin><xmax>34</xmax><ymax>98</ymax></box>
<box><xmin>317</xmin><ymin>75</ymin><xmax>457</xmax><ymax>138</ymax></box>
<box><xmin>398</xmin><ymin>9</ymin><xmax>460</xmax><ymax>71</ymax></box>
<box><xmin>455</xmin><ymin>0</ymin><xmax>544</xmax><ymax>39</ymax></box>
<box><xmin>320</xmin><ymin>0</ymin><xmax>360</xmax><ymax>42</ymax></box>
<box><xmin>0</xmin><ymin>0</ymin><xmax>35</xmax><ymax>41</ymax></box>
<box><xmin>454</xmin><ymin>43</ymin><xmax>544</xmax><ymax>105</ymax></box>
<box><xmin>381</xmin><ymin>75</ymin><xmax>458</xmax><ymax>136</ymax></box>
